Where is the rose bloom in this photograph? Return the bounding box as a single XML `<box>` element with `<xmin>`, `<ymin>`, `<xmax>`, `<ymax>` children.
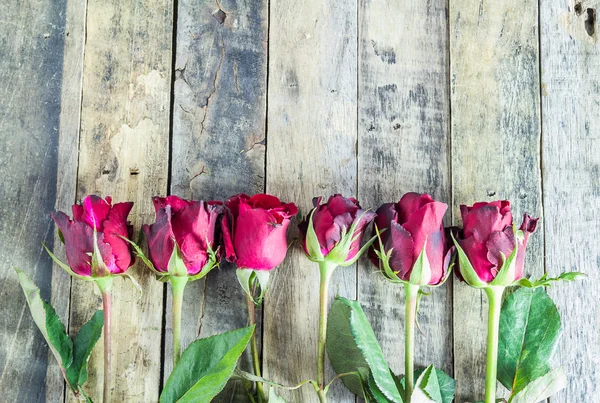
<box><xmin>369</xmin><ymin>192</ymin><xmax>452</xmax><ymax>285</ymax></box>
<box><xmin>142</xmin><ymin>196</ymin><xmax>223</xmax><ymax>276</ymax></box>
<box><xmin>51</xmin><ymin>195</ymin><xmax>134</xmax><ymax>276</ymax></box>
<box><xmin>455</xmin><ymin>200</ymin><xmax>537</xmax><ymax>283</ymax></box>
<box><xmin>222</xmin><ymin>193</ymin><xmax>298</xmax><ymax>270</ymax></box>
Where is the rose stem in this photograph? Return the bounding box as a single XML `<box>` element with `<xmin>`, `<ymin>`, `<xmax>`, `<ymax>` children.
<box><xmin>245</xmin><ymin>292</ymin><xmax>264</xmax><ymax>403</ymax></box>
<box><xmin>403</xmin><ymin>283</ymin><xmax>420</xmax><ymax>402</ymax></box>
<box><xmin>484</xmin><ymin>286</ymin><xmax>505</xmax><ymax>403</ymax></box>
<box><xmin>317</xmin><ymin>261</ymin><xmax>336</xmax><ymax>403</ymax></box>
<box><xmin>170</xmin><ymin>276</ymin><xmax>188</xmax><ymax>368</ymax></box>
<box><xmin>95</xmin><ymin>277</ymin><xmax>114</xmax><ymax>403</ymax></box>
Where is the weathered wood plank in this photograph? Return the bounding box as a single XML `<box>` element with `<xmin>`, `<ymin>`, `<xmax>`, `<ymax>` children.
<box><xmin>71</xmin><ymin>0</ymin><xmax>172</xmax><ymax>400</ymax></box>
<box><xmin>540</xmin><ymin>1</ymin><xmax>600</xmax><ymax>401</ymax></box>
<box><xmin>168</xmin><ymin>0</ymin><xmax>267</xmax><ymax>400</ymax></box>
<box><xmin>357</xmin><ymin>0</ymin><xmax>453</xmax><ymax>384</ymax></box>
<box><xmin>46</xmin><ymin>0</ymin><xmax>87</xmax><ymax>401</ymax></box>
<box><xmin>0</xmin><ymin>0</ymin><xmax>67</xmax><ymax>401</ymax></box>
<box><xmin>449</xmin><ymin>0</ymin><xmax>543</xmax><ymax>401</ymax></box>
<box><xmin>264</xmin><ymin>1</ymin><xmax>358</xmax><ymax>401</ymax></box>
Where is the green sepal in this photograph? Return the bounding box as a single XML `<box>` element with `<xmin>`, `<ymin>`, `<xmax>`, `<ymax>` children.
<box><xmin>375</xmin><ymin>225</ymin><xmax>404</xmax><ymax>284</ymax></box>
<box><xmin>327</xmin><ymin>210</ymin><xmax>372</xmax><ymax>266</ymax></box>
<box><xmin>119</xmin><ymin>234</ymin><xmax>164</xmax><ymax>277</ymax></box>
<box><xmin>450</xmin><ymin>232</ymin><xmax>487</xmax><ymax>288</ymax></box>
<box><xmin>409</xmin><ymin>240</ymin><xmax>432</xmax><ymax>286</ymax></box>
<box><xmin>91</xmin><ymin>226</ymin><xmax>110</xmax><ymax>278</ymax></box>
<box><xmin>42</xmin><ymin>243</ymin><xmax>92</xmax><ymax>281</ymax></box>
<box><xmin>305</xmin><ymin>208</ymin><xmax>325</xmax><ymax>262</ymax></box>
<box><xmin>236</xmin><ymin>268</ymin><xmax>270</xmax><ymax>305</ymax></box>
<box><xmin>339</xmin><ymin>229</ymin><xmax>381</xmax><ymax>267</ymax></box>
<box><xmin>187</xmin><ymin>241</ymin><xmax>221</xmax><ymax>282</ymax></box>
<box><xmin>168</xmin><ymin>242</ymin><xmax>188</xmax><ymax>277</ymax></box>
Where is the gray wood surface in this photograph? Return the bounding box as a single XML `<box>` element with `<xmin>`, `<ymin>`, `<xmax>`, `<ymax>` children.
<box><xmin>449</xmin><ymin>0</ymin><xmax>544</xmax><ymax>401</ymax></box>
<box><xmin>0</xmin><ymin>0</ymin><xmax>67</xmax><ymax>401</ymax></box>
<box><xmin>71</xmin><ymin>0</ymin><xmax>173</xmax><ymax>401</ymax></box>
<box><xmin>263</xmin><ymin>1</ymin><xmax>358</xmax><ymax>401</ymax></box>
<box><xmin>168</xmin><ymin>0</ymin><xmax>268</xmax><ymax>400</ymax></box>
<box><xmin>540</xmin><ymin>1</ymin><xmax>600</xmax><ymax>401</ymax></box>
<box><xmin>357</xmin><ymin>0</ymin><xmax>453</xmax><ymax>385</ymax></box>
<box><xmin>0</xmin><ymin>0</ymin><xmax>598</xmax><ymax>402</ymax></box>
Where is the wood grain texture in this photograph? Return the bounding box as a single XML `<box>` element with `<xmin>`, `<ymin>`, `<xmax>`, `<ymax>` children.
<box><xmin>0</xmin><ymin>0</ymin><xmax>66</xmax><ymax>401</ymax></box>
<box><xmin>357</xmin><ymin>0</ymin><xmax>453</xmax><ymax>383</ymax></box>
<box><xmin>264</xmin><ymin>1</ymin><xmax>358</xmax><ymax>401</ymax></box>
<box><xmin>449</xmin><ymin>0</ymin><xmax>544</xmax><ymax>401</ymax></box>
<box><xmin>168</xmin><ymin>0</ymin><xmax>267</xmax><ymax>400</ymax></box>
<box><xmin>46</xmin><ymin>0</ymin><xmax>87</xmax><ymax>401</ymax></box>
<box><xmin>540</xmin><ymin>1</ymin><xmax>600</xmax><ymax>401</ymax></box>
<box><xmin>72</xmin><ymin>0</ymin><xmax>172</xmax><ymax>401</ymax></box>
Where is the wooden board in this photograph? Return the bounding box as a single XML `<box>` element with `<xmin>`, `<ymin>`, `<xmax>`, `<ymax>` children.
<box><xmin>540</xmin><ymin>1</ymin><xmax>600</xmax><ymax>401</ymax></box>
<box><xmin>264</xmin><ymin>1</ymin><xmax>358</xmax><ymax>401</ymax></box>
<box><xmin>449</xmin><ymin>0</ymin><xmax>544</xmax><ymax>401</ymax></box>
<box><xmin>46</xmin><ymin>0</ymin><xmax>87</xmax><ymax>401</ymax></box>
<box><xmin>71</xmin><ymin>0</ymin><xmax>172</xmax><ymax>401</ymax></box>
<box><xmin>0</xmin><ymin>0</ymin><xmax>67</xmax><ymax>401</ymax></box>
<box><xmin>357</xmin><ymin>0</ymin><xmax>453</xmax><ymax>382</ymax></box>
<box><xmin>167</xmin><ymin>0</ymin><xmax>268</xmax><ymax>400</ymax></box>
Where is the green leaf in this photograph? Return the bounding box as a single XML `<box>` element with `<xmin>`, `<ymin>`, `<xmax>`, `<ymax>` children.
<box><xmin>398</xmin><ymin>368</ymin><xmax>455</xmax><ymax>403</ymax></box>
<box><xmin>509</xmin><ymin>368</ymin><xmax>566</xmax><ymax>403</ymax></box>
<box><xmin>160</xmin><ymin>325</ymin><xmax>255</xmax><ymax>403</ymax></box>
<box><xmin>14</xmin><ymin>268</ymin><xmax>73</xmax><ymax>371</ymax></box>
<box><xmin>450</xmin><ymin>232</ymin><xmax>487</xmax><ymax>288</ymax></box>
<box><xmin>368</xmin><ymin>373</ymin><xmax>394</xmax><ymax>403</ymax></box>
<box><xmin>326</xmin><ymin>298</ymin><xmax>370</xmax><ymax>395</ymax></box>
<box><xmin>498</xmin><ymin>288</ymin><xmax>562</xmax><ymax>396</ymax></box>
<box><xmin>515</xmin><ymin>271</ymin><xmax>587</xmax><ymax>288</ymax></box>
<box><xmin>66</xmin><ymin>310</ymin><xmax>104</xmax><ymax>387</ymax></box>
<box><xmin>412</xmin><ymin>365</ymin><xmax>441</xmax><ymax>403</ymax></box>
<box><xmin>327</xmin><ymin>297</ymin><xmax>403</xmax><ymax>403</ymax></box>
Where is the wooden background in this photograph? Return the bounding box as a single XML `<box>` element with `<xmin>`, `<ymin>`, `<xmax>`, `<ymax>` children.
<box><xmin>0</xmin><ymin>0</ymin><xmax>598</xmax><ymax>402</ymax></box>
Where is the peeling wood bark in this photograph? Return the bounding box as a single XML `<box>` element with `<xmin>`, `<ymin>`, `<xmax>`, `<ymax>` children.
<box><xmin>264</xmin><ymin>1</ymin><xmax>358</xmax><ymax>401</ymax></box>
<box><xmin>541</xmin><ymin>0</ymin><xmax>600</xmax><ymax>401</ymax></box>
<box><xmin>357</xmin><ymin>0</ymin><xmax>453</xmax><ymax>386</ymax></box>
<box><xmin>71</xmin><ymin>0</ymin><xmax>173</xmax><ymax>401</ymax></box>
<box><xmin>167</xmin><ymin>0</ymin><xmax>268</xmax><ymax>400</ymax></box>
<box><xmin>449</xmin><ymin>0</ymin><xmax>544</xmax><ymax>401</ymax></box>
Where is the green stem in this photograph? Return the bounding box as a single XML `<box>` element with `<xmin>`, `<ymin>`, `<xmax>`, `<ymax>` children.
<box><xmin>171</xmin><ymin>276</ymin><xmax>188</xmax><ymax>368</ymax></box>
<box><xmin>484</xmin><ymin>286</ymin><xmax>505</xmax><ymax>403</ymax></box>
<box><xmin>246</xmin><ymin>292</ymin><xmax>265</xmax><ymax>403</ymax></box>
<box><xmin>317</xmin><ymin>261</ymin><xmax>336</xmax><ymax>402</ymax></box>
<box><xmin>95</xmin><ymin>277</ymin><xmax>113</xmax><ymax>403</ymax></box>
<box><xmin>404</xmin><ymin>283</ymin><xmax>420</xmax><ymax>403</ymax></box>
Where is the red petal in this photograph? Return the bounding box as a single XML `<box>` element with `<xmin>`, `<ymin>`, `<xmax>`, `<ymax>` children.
<box><xmin>102</xmin><ymin>202</ymin><xmax>134</xmax><ymax>273</ymax></box>
<box><xmin>402</xmin><ymin>201</ymin><xmax>447</xmax><ymax>263</ymax></box>
<box><xmin>325</xmin><ymin>194</ymin><xmax>360</xmax><ymax>217</ymax></box>
<box><xmin>397</xmin><ymin>192</ymin><xmax>435</xmax><ymax>223</ymax></box>
<box><xmin>81</xmin><ymin>195</ymin><xmax>111</xmax><ymax>230</ymax></box>
<box><xmin>51</xmin><ymin>211</ymin><xmax>93</xmax><ymax>276</ymax></box>
<box><xmin>221</xmin><ymin>210</ymin><xmax>237</xmax><ymax>263</ymax></box>
<box><xmin>459</xmin><ymin>236</ymin><xmax>495</xmax><ymax>283</ymax></box>
<box><xmin>142</xmin><ymin>208</ymin><xmax>175</xmax><ymax>272</ymax></box>
<box><xmin>386</xmin><ymin>221</ymin><xmax>415</xmax><ymax>281</ymax></box>
<box><xmin>461</xmin><ymin>203</ymin><xmax>512</xmax><ymax>242</ymax></box>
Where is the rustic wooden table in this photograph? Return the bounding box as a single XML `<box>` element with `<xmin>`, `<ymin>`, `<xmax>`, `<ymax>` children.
<box><xmin>0</xmin><ymin>0</ymin><xmax>598</xmax><ymax>402</ymax></box>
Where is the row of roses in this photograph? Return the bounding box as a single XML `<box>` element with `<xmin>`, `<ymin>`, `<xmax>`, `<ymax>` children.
<box><xmin>43</xmin><ymin>192</ymin><xmax>539</xmax><ymax>403</ymax></box>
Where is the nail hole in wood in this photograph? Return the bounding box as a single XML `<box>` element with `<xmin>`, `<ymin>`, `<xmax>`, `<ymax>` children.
<box><xmin>585</xmin><ymin>8</ymin><xmax>596</xmax><ymax>37</ymax></box>
<box><xmin>213</xmin><ymin>9</ymin><xmax>226</xmax><ymax>25</ymax></box>
<box><xmin>487</xmin><ymin>191</ymin><xmax>496</xmax><ymax>197</ymax></box>
<box><xmin>574</xmin><ymin>1</ymin><xmax>583</xmax><ymax>16</ymax></box>
<box><xmin>129</xmin><ymin>168</ymin><xmax>140</xmax><ymax>176</ymax></box>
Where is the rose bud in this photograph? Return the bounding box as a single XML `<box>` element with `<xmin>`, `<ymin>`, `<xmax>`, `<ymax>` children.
<box><xmin>48</xmin><ymin>195</ymin><xmax>135</xmax><ymax>278</ymax></box>
<box><xmin>222</xmin><ymin>193</ymin><xmax>298</xmax><ymax>270</ymax></box>
<box><xmin>140</xmin><ymin>196</ymin><xmax>224</xmax><ymax>280</ymax></box>
<box><xmin>299</xmin><ymin>194</ymin><xmax>376</xmax><ymax>266</ymax></box>
<box><xmin>369</xmin><ymin>192</ymin><xmax>453</xmax><ymax>286</ymax></box>
<box><xmin>221</xmin><ymin>193</ymin><xmax>297</xmax><ymax>303</ymax></box>
<box><xmin>452</xmin><ymin>200</ymin><xmax>538</xmax><ymax>287</ymax></box>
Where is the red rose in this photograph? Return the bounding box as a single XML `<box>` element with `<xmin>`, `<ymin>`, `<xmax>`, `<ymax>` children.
<box><xmin>299</xmin><ymin>194</ymin><xmax>376</xmax><ymax>265</ymax></box>
<box><xmin>370</xmin><ymin>193</ymin><xmax>452</xmax><ymax>285</ymax></box>
<box><xmin>454</xmin><ymin>200</ymin><xmax>538</xmax><ymax>285</ymax></box>
<box><xmin>222</xmin><ymin>193</ymin><xmax>298</xmax><ymax>270</ymax></box>
<box><xmin>142</xmin><ymin>196</ymin><xmax>223</xmax><ymax>276</ymax></box>
<box><xmin>51</xmin><ymin>195</ymin><xmax>134</xmax><ymax>277</ymax></box>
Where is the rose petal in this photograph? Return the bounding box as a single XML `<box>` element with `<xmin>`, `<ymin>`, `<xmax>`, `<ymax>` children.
<box><xmin>102</xmin><ymin>202</ymin><xmax>134</xmax><ymax>273</ymax></box>
<box><xmin>386</xmin><ymin>221</ymin><xmax>415</xmax><ymax>281</ymax></box>
<box><xmin>143</xmin><ymin>207</ymin><xmax>175</xmax><ymax>272</ymax></box>
<box><xmin>402</xmin><ymin>201</ymin><xmax>448</xmax><ymax>262</ymax></box>
<box><xmin>325</xmin><ymin>194</ymin><xmax>360</xmax><ymax>217</ymax></box>
<box><xmin>82</xmin><ymin>195</ymin><xmax>111</xmax><ymax>230</ymax></box>
<box><xmin>397</xmin><ymin>192</ymin><xmax>435</xmax><ymax>223</ymax></box>
<box><xmin>52</xmin><ymin>211</ymin><xmax>94</xmax><ymax>276</ymax></box>
<box><xmin>459</xmin><ymin>236</ymin><xmax>495</xmax><ymax>283</ymax></box>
